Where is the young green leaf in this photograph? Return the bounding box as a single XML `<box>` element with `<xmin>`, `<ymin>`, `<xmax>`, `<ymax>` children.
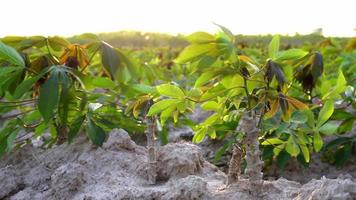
<box><xmin>195</xmin><ymin>71</ymin><xmax>219</xmax><ymax>87</ymax></box>
<box><xmin>175</xmin><ymin>43</ymin><xmax>217</xmax><ymax>64</ymax></box>
<box><xmin>268</xmin><ymin>35</ymin><xmax>280</xmax><ymax>59</ymax></box>
<box><xmin>261</xmin><ymin>138</ymin><xmax>285</xmax><ymax>145</ymax></box>
<box><xmin>147</xmin><ymin>99</ymin><xmax>181</xmax><ymax>116</ymax></box>
<box><xmin>192</xmin><ymin>127</ymin><xmax>207</xmax><ymax>143</ymax></box>
<box><xmin>160</xmin><ymin>106</ymin><xmax>176</xmax><ymax>126</ymax></box>
<box><xmin>156</xmin><ymin>84</ymin><xmax>185</xmax><ymax>98</ymax></box>
<box><xmin>286</xmin><ymin>136</ymin><xmax>300</xmax><ymax>157</ymax></box>
<box><xmin>91</xmin><ymin>77</ymin><xmax>115</xmax><ymax>89</ymax></box>
<box><xmin>313</xmin><ymin>131</ymin><xmax>323</xmax><ymax>152</ymax></box>
<box><xmin>317</xmin><ymin>100</ymin><xmax>334</xmax><ymax>127</ymax></box>
<box><xmin>296</xmin><ymin>133</ymin><xmax>310</xmax><ymax>163</ymax></box>
<box><xmin>201</xmin><ymin>101</ymin><xmax>220</xmax><ymax>111</ymax></box>
<box><xmin>186</xmin><ymin>32</ymin><xmax>215</xmax><ymax>44</ymax></box>
<box><xmin>335</xmin><ymin>70</ymin><xmax>347</xmax><ymax>93</ymax></box>
<box><xmin>275</xmin><ymin>49</ymin><xmax>308</xmax><ymax>62</ymax></box>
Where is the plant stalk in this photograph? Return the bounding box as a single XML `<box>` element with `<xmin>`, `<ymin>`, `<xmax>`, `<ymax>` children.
<box><xmin>145</xmin><ymin>100</ymin><xmax>157</xmax><ymax>184</ymax></box>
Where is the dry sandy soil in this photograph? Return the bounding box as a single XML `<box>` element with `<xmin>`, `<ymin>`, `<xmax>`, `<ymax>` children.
<box><xmin>1</xmin><ymin>129</ymin><xmax>356</xmax><ymax>200</ymax></box>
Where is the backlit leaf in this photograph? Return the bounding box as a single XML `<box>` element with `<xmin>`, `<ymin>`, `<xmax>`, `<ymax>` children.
<box><xmin>186</xmin><ymin>32</ymin><xmax>215</xmax><ymax>44</ymax></box>
<box><xmin>147</xmin><ymin>99</ymin><xmax>181</xmax><ymax>116</ymax></box>
<box><xmin>0</xmin><ymin>40</ymin><xmax>25</xmax><ymax>67</ymax></box>
<box><xmin>156</xmin><ymin>84</ymin><xmax>185</xmax><ymax>98</ymax></box>
<box><xmin>262</xmin><ymin>138</ymin><xmax>284</xmax><ymax>145</ymax></box>
<box><xmin>313</xmin><ymin>131</ymin><xmax>323</xmax><ymax>152</ymax></box>
<box><xmin>275</xmin><ymin>49</ymin><xmax>308</xmax><ymax>61</ymax></box>
<box><xmin>317</xmin><ymin>100</ymin><xmax>334</xmax><ymax>127</ymax></box>
<box><xmin>268</xmin><ymin>35</ymin><xmax>280</xmax><ymax>59</ymax></box>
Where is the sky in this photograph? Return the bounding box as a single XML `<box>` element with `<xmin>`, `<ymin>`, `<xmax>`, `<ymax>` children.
<box><xmin>0</xmin><ymin>0</ymin><xmax>355</xmax><ymax>37</ymax></box>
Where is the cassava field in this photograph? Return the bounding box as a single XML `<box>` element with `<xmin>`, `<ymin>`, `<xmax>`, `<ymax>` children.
<box><xmin>0</xmin><ymin>28</ymin><xmax>355</xmax><ymax>199</ymax></box>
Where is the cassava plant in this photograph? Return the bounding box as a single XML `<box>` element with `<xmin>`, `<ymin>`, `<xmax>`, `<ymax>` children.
<box><xmin>0</xmin><ymin>35</ymin><xmax>144</xmax><ymax>155</ymax></box>
<box><xmin>146</xmin><ymin>26</ymin><xmax>348</xmax><ymax>190</ymax></box>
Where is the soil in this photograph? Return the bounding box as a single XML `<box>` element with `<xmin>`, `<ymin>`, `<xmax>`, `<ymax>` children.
<box><xmin>0</xmin><ymin>128</ymin><xmax>356</xmax><ymax>200</ymax></box>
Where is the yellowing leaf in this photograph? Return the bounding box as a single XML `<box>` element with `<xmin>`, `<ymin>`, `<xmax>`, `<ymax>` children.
<box><xmin>287</xmin><ymin>97</ymin><xmax>308</xmax><ymax>110</ymax></box>
<box><xmin>265</xmin><ymin>99</ymin><xmax>279</xmax><ymax>118</ymax></box>
<box><xmin>59</xmin><ymin>44</ymin><xmax>89</xmax><ymax>69</ymax></box>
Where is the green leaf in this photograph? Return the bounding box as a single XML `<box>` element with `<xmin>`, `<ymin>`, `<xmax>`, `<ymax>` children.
<box><xmin>331</xmin><ymin>109</ymin><xmax>353</xmax><ymax>120</ymax></box>
<box><xmin>38</xmin><ymin>73</ymin><xmax>60</xmax><ymax>123</ymax></box>
<box><xmin>207</xmin><ymin>128</ymin><xmax>216</xmax><ymax>139</ymax></box>
<box><xmin>214</xmin><ymin>23</ymin><xmax>234</xmax><ymax>39</ymax></box>
<box><xmin>296</xmin><ymin>134</ymin><xmax>310</xmax><ymax>163</ymax></box>
<box><xmin>201</xmin><ymin>101</ymin><xmax>220</xmax><ymax>111</ymax></box>
<box><xmin>303</xmin><ymin>109</ymin><xmax>315</xmax><ymax>128</ymax></box>
<box><xmin>87</xmin><ymin>118</ymin><xmax>106</xmax><ymax>146</ymax></box>
<box><xmin>13</xmin><ymin>75</ymin><xmax>41</xmax><ymax>99</ymax></box>
<box><xmin>68</xmin><ymin>115</ymin><xmax>86</xmax><ymax>143</ymax></box>
<box><xmin>160</xmin><ymin>106</ymin><xmax>176</xmax><ymax>126</ymax></box>
<box><xmin>262</xmin><ymin>138</ymin><xmax>285</xmax><ymax>145</ymax></box>
<box><xmin>13</xmin><ymin>68</ymin><xmax>49</xmax><ymax>99</ymax></box>
<box><xmin>147</xmin><ymin>99</ymin><xmax>181</xmax><ymax>116</ymax></box>
<box><xmin>317</xmin><ymin>100</ymin><xmax>334</xmax><ymax>127</ymax></box>
<box><xmin>337</xmin><ymin>118</ymin><xmax>355</xmax><ymax>134</ymax></box>
<box><xmin>192</xmin><ymin>127</ymin><xmax>207</xmax><ymax>143</ymax></box>
<box><xmin>0</xmin><ymin>40</ymin><xmax>25</xmax><ymax>67</ymax></box>
<box><xmin>291</xmin><ymin>110</ymin><xmax>308</xmax><ymax>124</ymax></box>
<box><xmin>34</xmin><ymin>122</ymin><xmax>47</xmax><ymax>137</ymax></box>
<box><xmin>101</xmin><ymin>42</ymin><xmax>120</xmax><ymax>79</ymax></box>
<box><xmin>277</xmin><ymin>150</ymin><xmax>290</xmax><ymax>169</ymax></box>
<box><xmin>221</xmin><ymin>74</ymin><xmax>244</xmax><ymax>89</ymax></box>
<box><xmin>286</xmin><ymin>136</ymin><xmax>300</xmax><ymax>157</ymax></box>
<box><xmin>319</xmin><ymin>121</ymin><xmax>338</xmax><ymax>135</ymax></box>
<box><xmin>313</xmin><ymin>131</ymin><xmax>323</xmax><ymax>152</ymax></box>
<box><xmin>91</xmin><ymin>77</ymin><xmax>115</xmax><ymax>89</ymax></box>
<box><xmin>156</xmin><ymin>84</ymin><xmax>185</xmax><ymax>98</ymax></box>
<box><xmin>187</xmin><ymin>88</ymin><xmax>202</xmax><ymax>98</ymax></box>
<box><xmin>186</xmin><ymin>32</ymin><xmax>215</xmax><ymax>44</ymax></box>
<box><xmin>268</xmin><ymin>35</ymin><xmax>280</xmax><ymax>59</ymax></box>
<box><xmin>334</xmin><ymin>143</ymin><xmax>352</xmax><ymax>167</ymax></box>
<box><xmin>195</xmin><ymin>71</ymin><xmax>218</xmax><ymax>87</ymax></box>
<box><xmin>273</xmin><ymin>143</ymin><xmax>286</xmax><ymax>156</ymax></box>
<box><xmin>48</xmin><ymin>36</ymin><xmax>70</xmax><ymax>51</ymax></box>
<box><xmin>131</xmin><ymin>84</ymin><xmax>154</xmax><ymax>94</ymax></box>
<box><xmin>203</xmin><ymin>113</ymin><xmax>219</xmax><ymax>126</ymax></box>
<box><xmin>275</xmin><ymin>49</ymin><xmax>308</xmax><ymax>61</ymax></box>
<box><xmin>335</xmin><ymin>70</ymin><xmax>347</xmax><ymax>93</ymax></box>
<box><xmin>175</xmin><ymin>43</ymin><xmax>217</xmax><ymax>64</ymax></box>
